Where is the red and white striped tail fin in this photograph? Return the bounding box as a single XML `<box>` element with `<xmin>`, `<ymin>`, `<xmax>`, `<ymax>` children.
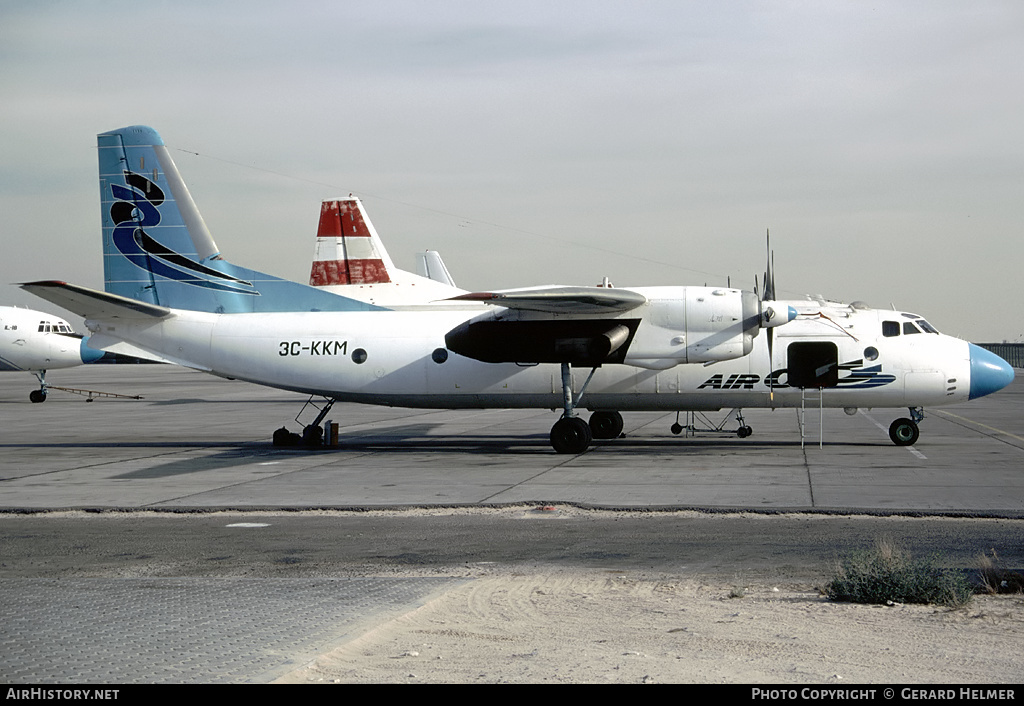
<box><xmin>309</xmin><ymin>197</ymin><xmax>396</xmax><ymax>286</ymax></box>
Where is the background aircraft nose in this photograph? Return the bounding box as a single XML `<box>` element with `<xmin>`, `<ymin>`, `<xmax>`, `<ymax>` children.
<box><xmin>968</xmin><ymin>343</ymin><xmax>1015</xmax><ymax>400</ymax></box>
<box><xmin>80</xmin><ymin>337</ymin><xmax>105</xmax><ymax>364</ymax></box>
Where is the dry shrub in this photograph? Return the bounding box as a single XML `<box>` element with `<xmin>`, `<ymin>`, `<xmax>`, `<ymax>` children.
<box><xmin>977</xmin><ymin>549</ymin><xmax>1024</xmax><ymax>595</ymax></box>
<box><xmin>825</xmin><ymin>538</ymin><xmax>973</xmax><ymax>608</ymax></box>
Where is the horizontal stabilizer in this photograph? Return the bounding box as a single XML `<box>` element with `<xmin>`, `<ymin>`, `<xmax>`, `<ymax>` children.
<box><xmin>20</xmin><ymin>281</ymin><xmax>172</xmax><ymax>320</ymax></box>
<box><xmin>448</xmin><ymin>286</ymin><xmax>647</xmax><ymax>314</ymax></box>
<box><xmin>83</xmin><ymin>335</ymin><xmax>183</xmax><ymax>367</ymax></box>
<box><xmin>84</xmin><ymin>333</ymin><xmax>208</xmax><ymax>370</ymax></box>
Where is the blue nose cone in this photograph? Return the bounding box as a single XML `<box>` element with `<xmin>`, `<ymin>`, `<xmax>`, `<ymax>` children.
<box><xmin>79</xmin><ymin>337</ymin><xmax>106</xmax><ymax>364</ymax></box>
<box><xmin>968</xmin><ymin>344</ymin><xmax>1015</xmax><ymax>400</ymax></box>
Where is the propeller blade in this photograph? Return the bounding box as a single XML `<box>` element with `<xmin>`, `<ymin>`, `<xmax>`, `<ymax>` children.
<box><xmin>763</xmin><ymin>229</ymin><xmax>776</xmax><ymax>302</ymax></box>
<box><xmin>763</xmin><ymin>230</ymin><xmax>777</xmax><ymax>404</ymax></box>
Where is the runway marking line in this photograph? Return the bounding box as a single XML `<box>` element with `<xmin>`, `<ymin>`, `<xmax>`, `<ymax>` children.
<box><xmin>859</xmin><ymin>411</ymin><xmax>927</xmax><ymax>460</ymax></box>
<box><xmin>933</xmin><ymin>410</ymin><xmax>1024</xmax><ymax>443</ymax></box>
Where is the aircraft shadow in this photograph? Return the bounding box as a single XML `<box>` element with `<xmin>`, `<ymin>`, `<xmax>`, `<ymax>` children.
<box><xmin>0</xmin><ymin>425</ymin><xmax>891</xmax><ymax>480</ymax></box>
<box><xmin>149</xmin><ymin>398</ymin><xmax>301</xmax><ymax>405</ymax></box>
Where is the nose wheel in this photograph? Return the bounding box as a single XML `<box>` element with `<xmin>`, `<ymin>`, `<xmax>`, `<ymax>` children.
<box><xmin>30</xmin><ymin>371</ymin><xmax>48</xmax><ymax>403</ymax></box>
<box><xmin>888</xmin><ymin>418</ymin><xmax>920</xmax><ymax>446</ymax></box>
<box><xmin>888</xmin><ymin>408</ymin><xmax>923</xmax><ymax>446</ymax></box>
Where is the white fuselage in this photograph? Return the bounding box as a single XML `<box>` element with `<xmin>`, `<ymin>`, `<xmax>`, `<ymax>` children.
<box><xmin>83</xmin><ymin>296</ymin><xmax>974</xmax><ymax>413</ymax></box>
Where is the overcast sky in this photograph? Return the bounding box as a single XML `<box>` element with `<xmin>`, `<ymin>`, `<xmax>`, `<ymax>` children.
<box><xmin>2</xmin><ymin>1</ymin><xmax>1021</xmax><ymax>341</ymax></box>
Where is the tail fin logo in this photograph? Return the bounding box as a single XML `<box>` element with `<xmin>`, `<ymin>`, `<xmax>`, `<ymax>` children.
<box><xmin>110</xmin><ymin>171</ymin><xmax>258</xmax><ymax>295</ymax></box>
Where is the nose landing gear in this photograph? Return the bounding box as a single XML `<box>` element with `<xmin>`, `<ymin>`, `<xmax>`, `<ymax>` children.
<box><xmin>29</xmin><ymin>371</ymin><xmax>48</xmax><ymax>403</ymax></box>
<box><xmin>888</xmin><ymin>407</ymin><xmax>924</xmax><ymax>446</ymax></box>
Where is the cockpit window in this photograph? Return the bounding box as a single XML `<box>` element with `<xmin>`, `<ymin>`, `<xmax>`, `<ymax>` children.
<box><xmin>916</xmin><ymin>319</ymin><xmax>939</xmax><ymax>334</ymax></box>
<box><xmin>36</xmin><ymin>321</ymin><xmax>73</xmax><ymax>334</ymax></box>
<box><xmin>882</xmin><ymin>321</ymin><xmax>900</xmax><ymax>337</ymax></box>
<box><xmin>903</xmin><ymin>321</ymin><xmax>922</xmax><ymax>335</ymax></box>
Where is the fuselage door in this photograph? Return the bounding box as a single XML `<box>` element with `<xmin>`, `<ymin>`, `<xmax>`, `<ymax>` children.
<box><xmin>787</xmin><ymin>341</ymin><xmax>839</xmax><ymax>388</ymax></box>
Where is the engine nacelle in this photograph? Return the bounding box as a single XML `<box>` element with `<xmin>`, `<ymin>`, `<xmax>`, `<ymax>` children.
<box><xmin>444</xmin><ymin>317</ymin><xmax>642</xmax><ymax>367</ymax></box>
<box><xmin>443</xmin><ymin>285</ymin><xmax>787</xmax><ymax>370</ymax></box>
<box><xmin>624</xmin><ymin>287</ymin><xmax>760</xmax><ymax>369</ymax></box>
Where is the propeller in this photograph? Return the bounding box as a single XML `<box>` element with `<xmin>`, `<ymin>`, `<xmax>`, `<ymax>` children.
<box><xmin>763</xmin><ymin>230</ymin><xmax>776</xmax><ymax>302</ymax></box>
<box><xmin>757</xmin><ymin>230</ymin><xmax>796</xmax><ymax>404</ymax></box>
<box><xmin>764</xmin><ymin>232</ymin><xmax>777</xmax><ymax>403</ymax></box>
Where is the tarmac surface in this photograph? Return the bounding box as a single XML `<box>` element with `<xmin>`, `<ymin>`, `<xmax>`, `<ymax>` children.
<box><xmin>2</xmin><ymin>365</ymin><xmax>1022</xmax><ymax>513</ymax></box>
<box><xmin>1</xmin><ymin>365</ymin><xmax>1022</xmax><ymax>683</ymax></box>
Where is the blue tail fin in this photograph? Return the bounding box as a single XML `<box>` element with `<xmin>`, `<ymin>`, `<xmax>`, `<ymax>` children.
<box><xmin>99</xmin><ymin>125</ymin><xmax>380</xmax><ymax>313</ymax></box>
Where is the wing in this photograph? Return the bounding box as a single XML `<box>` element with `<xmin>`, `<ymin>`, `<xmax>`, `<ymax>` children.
<box><xmin>447</xmin><ymin>286</ymin><xmax>647</xmax><ymax>314</ymax></box>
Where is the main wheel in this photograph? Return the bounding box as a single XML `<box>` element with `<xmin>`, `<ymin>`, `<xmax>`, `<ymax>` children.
<box><xmin>888</xmin><ymin>418</ymin><xmax>920</xmax><ymax>446</ymax></box>
<box><xmin>589</xmin><ymin>411</ymin><xmax>623</xmax><ymax>440</ymax></box>
<box><xmin>550</xmin><ymin>417</ymin><xmax>592</xmax><ymax>454</ymax></box>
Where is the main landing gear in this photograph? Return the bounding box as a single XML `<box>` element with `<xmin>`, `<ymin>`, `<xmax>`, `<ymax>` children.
<box><xmin>588</xmin><ymin>410</ymin><xmax>624</xmax><ymax>439</ymax></box>
<box><xmin>550</xmin><ymin>362</ymin><xmax>614</xmax><ymax>454</ymax></box>
<box><xmin>550</xmin><ymin>416</ymin><xmax>592</xmax><ymax>455</ymax></box>
<box><xmin>888</xmin><ymin>407</ymin><xmax>924</xmax><ymax>446</ymax></box>
<box><xmin>550</xmin><ymin>410</ymin><xmax>624</xmax><ymax>454</ymax></box>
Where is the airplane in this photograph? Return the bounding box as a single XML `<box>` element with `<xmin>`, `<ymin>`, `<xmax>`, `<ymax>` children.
<box><xmin>306</xmin><ymin>195</ymin><xmax>462</xmax><ymax>306</ymax></box>
<box><xmin>0</xmin><ymin>305</ymin><xmax>106</xmax><ymax>402</ymax></box>
<box><xmin>21</xmin><ymin>125</ymin><xmax>1016</xmax><ymax>453</ymax></box>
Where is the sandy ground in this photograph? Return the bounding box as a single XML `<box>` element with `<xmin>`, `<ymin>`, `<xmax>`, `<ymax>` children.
<box><xmin>274</xmin><ymin>566</ymin><xmax>1024</xmax><ymax>684</ymax></box>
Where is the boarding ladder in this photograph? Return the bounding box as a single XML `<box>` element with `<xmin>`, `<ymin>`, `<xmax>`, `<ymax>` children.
<box><xmin>799</xmin><ymin>387</ymin><xmax>824</xmax><ymax>449</ymax></box>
